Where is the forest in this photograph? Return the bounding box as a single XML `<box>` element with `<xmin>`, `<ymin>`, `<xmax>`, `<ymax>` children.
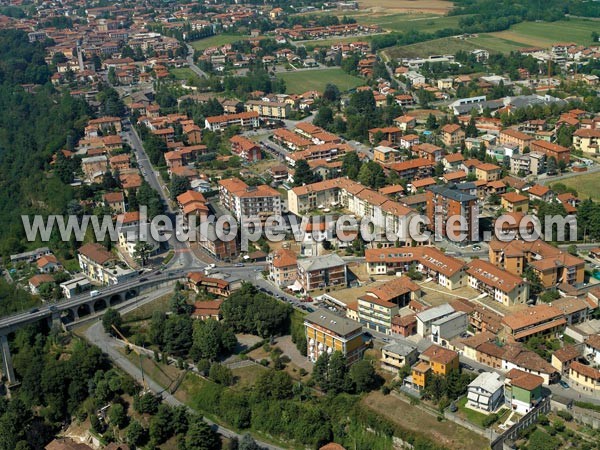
<box><xmin>0</xmin><ymin>30</ymin><xmax>91</xmax><ymax>258</ymax></box>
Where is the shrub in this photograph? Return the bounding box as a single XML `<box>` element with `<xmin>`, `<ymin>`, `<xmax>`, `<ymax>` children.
<box><xmin>557</xmin><ymin>410</ymin><xmax>573</xmax><ymax>421</ymax></box>
<box><xmin>482</xmin><ymin>413</ymin><xmax>499</xmax><ymax>427</ymax></box>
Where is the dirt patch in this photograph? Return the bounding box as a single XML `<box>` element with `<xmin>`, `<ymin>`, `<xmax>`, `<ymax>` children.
<box><xmin>362</xmin><ymin>391</ymin><xmax>490</xmax><ymax>450</ymax></box>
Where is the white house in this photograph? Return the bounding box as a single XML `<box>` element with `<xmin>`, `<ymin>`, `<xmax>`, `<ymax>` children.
<box><xmin>416</xmin><ymin>303</ymin><xmax>455</xmax><ymax>337</ymax></box>
<box><xmin>466</xmin><ymin>371</ymin><xmax>504</xmax><ymax>413</ymax></box>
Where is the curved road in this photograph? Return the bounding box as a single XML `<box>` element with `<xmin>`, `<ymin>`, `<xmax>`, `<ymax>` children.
<box><xmin>85</xmin><ymin>297</ymin><xmax>282</xmax><ymax>450</ymax></box>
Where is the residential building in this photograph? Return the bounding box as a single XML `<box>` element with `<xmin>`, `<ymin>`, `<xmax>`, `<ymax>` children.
<box><xmin>488</xmin><ymin>239</ymin><xmax>585</xmax><ymax>288</ymax></box>
<box><xmin>501</xmin><ymin>304</ymin><xmax>566</xmax><ymax>342</ymax></box>
<box><xmin>388</xmin><ymin>158</ymin><xmax>435</xmax><ymax>181</ymax></box>
<box><xmin>499</xmin><ymin>129</ymin><xmax>534</xmax><ymax>152</ymax></box>
<box><xmin>504</xmin><ymin>368</ymin><xmax>544</xmax><ymax>414</ymax></box>
<box><xmin>297</xmin><ymin>253</ymin><xmax>347</xmax><ymax>293</ymax></box>
<box><xmin>530</xmin><ymin>140</ymin><xmax>570</xmax><ymax>164</ymax></box>
<box><xmin>475</xmin><ymin>163</ymin><xmax>502</xmax><ymax>182</ymax></box>
<box><xmin>526</xmin><ymin>184</ymin><xmax>553</xmax><ymax>202</ymax></box>
<box><xmin>304</xmin><ymin>309</ymin><xmax>365</xmax><ymax>365</ymax></box>
<box><xmin>358</xmin><ymin>277</ymin><xmax>421</xmax><ymax>334</ymax></box>
<box><xmin>569</xmin><ymin>362</ymin><xmax>600</xmax><ymax>391</ymax></box>
<box><xmin>392</xmin><ymin>314</ymin><xmax>418</xmax><ymax>337</ymax></box>
<box><xmin>416</xmin><ymin>303</ymin><xmax>455</xmax><ymax>337</ymax></box>
<box><xmin>500</xmin><ymin>192</ymin><xmax>529</xmax><ymax>213</ymax></box>
<box><xmin>60</xmin><ymin>274</ymin><xmax>92</xmax><ymax>298</ymax></box>
<box><xmin>29</xmin><ymin>274</ymin><xmax>54</xmax><ymax>294</ymax></box>
<box><xmin>103</xmin><ymin>191</ymin><xmax>126</xmax><ymax>213</ymax></box>
<box><xmin>229</xmin><ymin>135</ymin><xmax>262</xmax><ymax>162</ymax></box>
<box><xmin>411</xmin><ymin>344</ymin><xmax>459</xmax><ymax>390</ymax></box>
<box><xmin>204</xmin><ymin>111</ymin><xmax>260</xmax><ymax>131</ymax></box>
<box><xmin>37</xmin><ymin>254</ymin><xmax>61</xmax><ymax>273</ymax></box>
<box><xmin>191</xmin><ymin>300</ymin><xmax>223</xmax><ymax>321</ymax></box>
<box><xmin>466</xmin><ymin>372</ymin><xmax>504</xmax><ymax>412</ymax></box>
<box><xmin>268</xmin><ymin>248</ymin><xmax>298</xmax><ymax>287</ymax></box>
<box><xmin>584</xmin><ymin>334</ymin><xmax>600</xmax><ymax>365</ymax></box>
<box><xmin>573</xmin><ymin>129</ymin><xmax>600</xmax><ymax>154</ymax></box>
<box><xmin>373</xmin><ymin>145</ymin><xmax>400</xmax><ymax>164</ymax></box>
<box><xmin>187</xmin><ymin>272</ymin><xmax>233</xmax><ymax>297</ymax></box>
<box><xmin>414</xmin><ymin>143</ymin><xmax>444</xmax><ymax>162</ymax></box>
<box><xmin>77</xmin><ymin>243</ymin><xmax>135</xmax><ymax>285</ymax></box>
<box><xmin>466</xmin><ymin>259</ymin><xmax>529</xmax><ymax>306</ymax></box>
<box><xmin>365</xmin><ymin>246</ymin><xmax>467</xmax><ymax>290</ymax></box>
<box><xmin>245</xmin><ymin>100</ymin><xmax>291</xmax><ymax>119</ymax></box>
<box><xmin>431</xmin><ymin>311</ymin><xmax>468</xmax><ymax>346</ymax></box>
<box><xmin>551</xmin><ymin>345</ymin><xmax>581</xmax><ymax>375</ymax></box>
<box><xmin>552</xmin><ymin>297</ymin><xmax>589</xmax><ymax>325</ymax></box>
<box><xmin>381</xmin><ymin>341</ymin><xmax>418</xmax><ymax>374</ymax></box>
<box><xmin>394</xmin><ymin>115</ymin><xmax>416</xmax><ymax>131</ymax></box>
<box><xmin>218</xmin><ymin>178</ymin><xmax>282</xmax><ymax>224</ymax></box>
<box><xmin>426</xmin><ymin>183</ymin><xmax>479</xmax><ymax>242</ymax></box>
<box><xmin>440</xmin><ymin>124</ymin><xmax>465</xmax><ymax>147</ymax></box>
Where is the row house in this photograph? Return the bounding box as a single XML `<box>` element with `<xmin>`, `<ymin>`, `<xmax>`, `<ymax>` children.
<box><xmin>286</xmin><ymin>143</ymin><xmax>352</xmax><ymax>167</ymax></box>
<box><xmin>273</xmin><ymin>128</ymin><xmax>312</xmax><ymax>151</ymax></box>
<box><xmin>388</xmin><ymin>158</ymin><xmax>435</xmax><ymax>182</ymax></box>
<box><xmin>501</xmin><ymin>304</ymin><xmax>566</xmax><ymax>342</ymax></box>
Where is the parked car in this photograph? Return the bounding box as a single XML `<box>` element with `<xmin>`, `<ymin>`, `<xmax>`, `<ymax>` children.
<box><xmin>461</xmin><ymin>363</ymin><xmax>475</xmax><ymax>371</ymax></box>
<box><xmin>559</xmin><ymin>380</ymin><xmax>570</xmax><ymax>389</ymax></box>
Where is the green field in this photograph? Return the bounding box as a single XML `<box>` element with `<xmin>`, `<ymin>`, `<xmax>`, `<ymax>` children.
<box><xmin>277</xmin><ymin>68</ymin><xmax>364</xmax><ymax>94</ymax></box>
<box><xmin>550</xmin><ymin>171</ymin><xmax>600</xmax><ymax>201</ymax></box>
<box><xmin>169</xmin><ymin>67</ymin><xmax>197</xmax><ymax>80</ymax></box>
<box><xmin>492</xmin><ymin>19</ymin><xmax>600</xmax><ymax>48</ymax></box>
<box><xmin>360</xmin><ymin>12</ymin><xmax>464</xmax><ymax>33</ymax></box>
<box><xmin>190</xmin><ymin>34</ymin><xmax>249</xmax><ymax>51</ymax></box>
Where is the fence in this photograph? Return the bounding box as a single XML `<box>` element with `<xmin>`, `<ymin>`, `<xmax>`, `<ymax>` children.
<box><xmin>490</xmin><ymin>397</ymin><xmax>551</xmax><ymax>450</ymax></box>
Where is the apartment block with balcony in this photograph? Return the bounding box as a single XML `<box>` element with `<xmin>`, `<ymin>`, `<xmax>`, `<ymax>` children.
<box><xmin>466</xmin><ymin>259</ymin><xmax>529</xmax><ymax>306</ymax></box>
<box><xmin>297</xmin><ymin>253</ymin><xmax>347</xmax><ymax>293</ymax></box>
<box><xmin>304</xmin><ymin>309</ymin><xmax>365</xmax><ymax>365</ymax></box>
<box><xmin>218</xmin><ymin>177</ymin><xmax>282</xmax><ymax>225</ymax></box>
<box><xmin>426</xmin><ymin>183</ymin><xmax>479</xmax><ymax>242</ymax></box>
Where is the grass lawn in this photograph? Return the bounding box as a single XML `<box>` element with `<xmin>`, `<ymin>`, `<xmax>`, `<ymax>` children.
<box><xmin>122</xmin><ymin>292</ymin><xmax>172</xmax><ymax>322</ymax></box>
<box><xmin>550</xmin><ymin>172</ymin><xmax>600</xmax><ymax>201</ymax></box>
<box><xmin>120</xmin><ymin>348</ymin><xmax>181</xmax><ymax>390</ymax></box>
<box><xmin>361</xmin><ymin>12</ymin><xmax>464</xmax><ymax>33</ymax></box>
<box><xmin>492</xmin><ymin>19</ymin><xmax>600</xmax><ymax>48</ymax></box>
<box><xmin>231</xmin><ymin>363</ymin><xmax>268</xmax><ymax>388</ymax></box>
<box><xmin>277</xmin><ymin>68</ymin><xmax>364</xmax><ymax>94</ymax></box>
<box><xmin>362</xmin><ymin>391</ymin><xmax>490</xmax><ymax>450</ymax></box>
<box><xmin>169</xmin><ymin>67</ymin><xmax>197</xmax><ymax>81</ymax></box>
<box><xmin>456</xmin><ymin>396</ymin><xmax>489</xmax><ymax>427</ymax></box>
<box><xmin>190</xmin><ymin>34</ymin><xmax>249</xmax><ymax>52</ymax></box>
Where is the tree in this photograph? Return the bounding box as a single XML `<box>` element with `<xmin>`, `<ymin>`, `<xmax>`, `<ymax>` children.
<box><xmin>133</xmin><ymin>241</ymin><xmax>153</xmax><ymax>267</ymax></box>
<box><xmin>254</xmin><ymin>369</ymin><xmax>293</xmax><ymax>400</ymax></box>
<box><xmin>293</xmin><ymin>160</ymin><xmax>319</xmax><ymax>186</ymax></box>
<box><xmin>238</xmin><ymin>434</ymin><xmax>261</xmax><ymax>450</ymax></box>
<box><xmin>426</xmin><ymin>113</ymin><xmax>438</xmax><ymax>130</ymax></box>
<box><xmin>133</xmin><ymin>392</ymin><xmax>160</xmax><ymax>414</ymax></box>
<box><xmin>349</xmin><ymin>360</ymin><xmax>380</xmax><ymax>393</ymax></box>
<box><xmin>358</xmin><ymin>161</ymin><xmax>387</xmax><ymax>189</ymax></box>
<box><xmin>170</xmin><ymin>175</ymin><xmax>191</xmax><ymax>200</ymax></box>
<box><xmin>313</xmin><ymin>106</ymin><xmax>334</xmax><ymax>129</ymax></box>
<box><xmin>126</xmin><ymin>420</ymin><xmax>147</xmax><ymax>447</ymax></box>
<box><xmin>547</xmin><ymin>156</ymin><xmax>557</xmax><ymax>175</ymax></box>
<box><xmin>209</xmin><ymin>362</ymin><xmax>233</xmax><ymax>386</ymax></box>
<box><xmin>523</xmin><ymin>266</ymin><xmax>543</xmax><ymax>296</ymax></box>
<box><xmin>190</xmin><ymin>319</ymin><xmax>237</xmax><ymax>361</ymax></box>
<box><xmin>102</xmin><ymin>309</ymin><xmax>122</xmax><ymax>335</ymax></box>
<box><xmin>434</xmin><ymin>161</ymin><xmax>445</xmax><ymax>177</ymax></box>
<box><xmin>169</xmin><ymin>291</ymin><xmax>193</xmax><ymax>315</ymax></box>
<box><xmin>465</xmin><ymin>117</ymin><xmax>478</xmax><ymax>137</ymax></box>
<box><xmin>184</xmin><ymin>416</ymin><xmax>220</xmax><ymax>450</ymax></box>
<box><xmin>341</xmin><ymin>151</ymin><xmax>362</xmax><ymax>180</ymax></box>
<box><xmin>593</xmin><ymin>31</ymin><xmax>599</xmax><ymax>43</ymax></box>
<box><xmin>163</xmin><ymin>315</ymin><xmax>193</xmax><ymax>355</ymax></box>
<box><xmin>149</xmin><ymin>404</ymin><xmax>174</xmax><ymax>445</ymax></box>
<box><xmin>108</xmin><ymin>403</ymin><xmax>127</xmax><ymax>429</ymax></box>
<box><xmin>323</xmin><ymin>83</ymin><xmax>340</xmax><ymax>103</ymax></box>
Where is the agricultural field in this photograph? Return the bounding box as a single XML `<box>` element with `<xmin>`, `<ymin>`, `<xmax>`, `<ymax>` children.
<box><xmin>491</xmin><ymin>19</ymin><xmax>600</xmax><ymax>48</ymax></box>
<box><xmin>190</xmin><ymin>33</ymin><xmax>248</xmax><ymax>51</ymax></box>
<box><xmin>359</xmin><ymin>12</ymin><xmax>464</xmax><ymax>33</ymax></box>
<box><xmin>277</xmin><ymin>68</ymin><xmax>364</xmax><ymax>93</ymax></box>
<box><xmin>357</xmin><ymin>0</ymin><xmax>454</xmax><ymax>14</ymax></box>
<box><xmin>550</xmin><ymin>171</ymin><xmax>600</xmax><ymax>201</ymax></box>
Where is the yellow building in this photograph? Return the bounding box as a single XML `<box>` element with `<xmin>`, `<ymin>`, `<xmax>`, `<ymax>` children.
<box><xmin>569</xmin><ymin>361</ymin><xmax>600</xmax><ymax>391</ymax></box>
<box><xmin>304</xmin><ymin>309</ymin><xmax>365</xmax><ymax>365</ymax></box>
<box><xmin>411</xmin><ymin>344</ymin><xmax>459</xmax><ymax>390</ymax></box>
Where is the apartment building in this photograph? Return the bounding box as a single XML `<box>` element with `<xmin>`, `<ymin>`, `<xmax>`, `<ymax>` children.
<box><xmin>504</xmin><ymin>369</ymin><xmax>544</xmax><ymax>414</ymax></box>
<box><xmin>388</xmin><ymin>158</ymin><xmax>435</xmax><ymax>181</ymax></box>
<box><xmin>440</xmin><ymin>124</ymin><xmax>465</xmax><ymax>147</ymax></box>
<box><xmin>366</xmin><ymin>246</ymin><xmax>467</xmax><ymax>290</ymax></box>
<box><xmin>416</xmin><ymin>303</ymin><xmax>455</xmax><ymax>337</ymax></box>
<box><xmin>573</xmin><ymin>129</ymin><xmax>600</xmax><ymax>154</ymax></box>
<box><xmin>500</xmin><ymin>192</ymin><xmax>529</xmax><ymax>213</ymax></box>
<box><xmin>466</xmin><ymin>372</ymin><xmax>504</xmax><ymax>412</ymax></box>
<box><xmin>229</xmin><ymin>135</ymin><xmax>262</xmax><ymax>162</ymax></box>
<box><xmin>268</xmin><ymin>248</ymin><xmax>298</xmax><ymax>287</ymax></box>
<box><xmin>569</xmin><ymin>362</ymin><xmax>600</xmax><ymax>392</ymax></box>
<box><xmin>297</xmin><ymin>253</ymin><xmax>347</xmax><ymax>293</ymax></box>
<box><xmin>368</xmin><ymin>126</ymin><xmax>402</xmax><ymax>145</ymax></box>
<box><xmin>466</xmin><ymin>259</ymin><xmax>529</xmax><ymax>306</ymax></box>
<box><xmin>488</xmin><ymin>239</ymin><xmax>585</xmax><ymax>288</ymax></box>
<box><xmin>204</xmin><ymin>111</ymin><xmax>260</xmax><ymax>131</ymax></box>
<box><xmin>426</xmin><ymin>183</ymin><xmax>479</xmax><ymax>242</ymax></box>
<box><xmin>304</xmin><ymin>309</ymin><xmax>365</xmax><ymax>365</ymax></box>
<box><xmin>414</xmin><ymin>143</ymin><xmax>445</xmax><ymax>162</ymax></box>
<box><xmin>245</xmin><ymin>100</ymin><xmax>291</xmax><ymax>119</ymax></box>
<box><xmin>394</xmin><ymin>115</ymin><xmax>417</xmax><ymax>131</ymax></box>
<box><xmin>357</xmin><ymin>277</ymin><xmax>421</xmax><ymax>334</ymax></box>
<box><xmin>530</xmin><ymin>140</ymin><xmax>570</xmax><ymax>164</ymax></box>
<box><xmin>77</xmin><ymin>243</ymin><xmax>135</xmax><ymax>285</ymax></box>
<box><xmin>218</xmin><ymin>177</ymin><xmax>282</xmax><ymax>224</ymax></box>
<box><xmin>499</xmin><ymin>128</ymin><xmax>534</xmax><ymax>152</ymax></box>
<box><xmin>411</xmin><ymin>344</ymin><xmax>459</xmax><ymax>390</ymax></box>
<box><xmin>287</xmin><ymin>178</ymin><xmax>416</xmax><ymax>242</ymax></box>
<box><xmin>501</xmin><ymin>304</ymin><xmax>566</xmax><ymax>342</ymax></box>
<box><xmin>381</xmin><ymin>341</ymin><xmax>418</xmax><ymax>373</ymax></box>
<box><xmin>475</xmin><ymin>163</ymin><xmax>502</xmax><ymax>182</ymax></box>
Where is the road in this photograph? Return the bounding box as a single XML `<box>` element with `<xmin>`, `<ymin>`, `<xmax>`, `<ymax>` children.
<box><xmin>185</xmin><ymin>44</ymin><xmax>208</xmax><ymax>78</ymax></box>
<box><xmin>85</xmin><ymin>308</ymin><xmax>283</xmax><ymax>449</ymax></box>
<box><xmin>538</xmin><ymin>165</ymin><xmax>600</xmax><ymax>186</ymax></box>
